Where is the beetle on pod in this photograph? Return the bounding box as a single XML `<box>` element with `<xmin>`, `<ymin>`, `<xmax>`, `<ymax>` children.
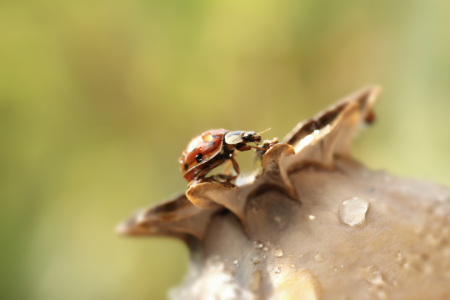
<box><xmin>179</xmin><ymin>128</ymin><xmax>273</xmax><ymax>185</ymax></box>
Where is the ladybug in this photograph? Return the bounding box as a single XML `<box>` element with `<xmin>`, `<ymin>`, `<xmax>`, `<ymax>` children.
<box><xmin>179</xmin><ymin>129</ymin><xmax>272</xmax><ymax>184</ymax></box>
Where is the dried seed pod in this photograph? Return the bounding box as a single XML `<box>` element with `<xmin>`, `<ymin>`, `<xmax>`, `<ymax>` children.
<box><xmin>118</xmin><ymin>86</ymin><xmax>450</xmax><ymax>300</ymax></box>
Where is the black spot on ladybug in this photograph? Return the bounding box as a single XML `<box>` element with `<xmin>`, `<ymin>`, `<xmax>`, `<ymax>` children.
<box><xmin>184</xmin><ymin>163</ymin><xmax>189</xmax><ymax>170</ymax></box>
<box><xmin>208</xmin><ymin>141</ymin><xmax>215</xmax><ymax>147</ymax></box>
<box><xmin>195</xmin><ymin>153</ymin><xmax>203</xmax><ymax>163</ymax></box>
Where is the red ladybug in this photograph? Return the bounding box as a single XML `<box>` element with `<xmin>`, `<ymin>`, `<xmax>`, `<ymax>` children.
<box><xmin>179</xmin><ymin>129</ymin><xmax>271</xmax><ymax>184</ymax></box>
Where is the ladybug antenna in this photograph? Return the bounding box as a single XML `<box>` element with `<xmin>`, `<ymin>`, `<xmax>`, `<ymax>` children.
<box><xmin>257</xmin><ymin>128</ymin><xmax>271</xmax><ymax>136</ymax></box>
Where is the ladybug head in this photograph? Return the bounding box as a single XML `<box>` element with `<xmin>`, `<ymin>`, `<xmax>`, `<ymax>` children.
<box><xmin>242</xmin><ymin>128</ymin><xmax>271</xmax><ymax>144</ymax></box>
<box><xmin>242</xmin><ymin>131</ymin><xmax>260</xmax><ymax>143</ymax></box>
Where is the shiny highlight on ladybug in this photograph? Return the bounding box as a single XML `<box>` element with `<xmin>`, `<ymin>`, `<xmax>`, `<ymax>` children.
<box><xmin>179</xmin><ymin>128</ymin><xmax>271</xmax><ymax>184</ymax></box>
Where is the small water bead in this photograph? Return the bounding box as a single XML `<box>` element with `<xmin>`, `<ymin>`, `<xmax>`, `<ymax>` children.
<box><xmin>274</xmin><ymin>267</ymin><xmax>281</xmax><ymax>274</ymax></box>
<box><xmin>396</xmin><ymin>252</ymin><xmax>405</xmax><ymax>265</ymax></box>
<box><xmin>262</xmin><ymin>247</ymin><xmax>269</xmax><ymax>251</ymax></box>
<box><xmin>274</xmin><ymin>248</ymin><xmax>284</xmax><ymax>257</ymax></box>
<box><xmin>309</xmin><ymin>215</ymin><xmax>316</xmax><ymax>220</ymax></box>
<box><xmin>290</xmin><ymin>264</ymin><xmax>296</xmax><ymax>268</ymax></box>
<box><xmin>313</xmin><ymin>251</ymin><xmax>325</xmax><ymax>263</ymax></box>
<box><xmin>362</xmin><ymin>266</ymin><xmax>384</xmax><ymax>285</ymax></box>
<box><xmin>253</xmin><ymin>241</ymin><xmax>264</xmax><ymax>249</ymax></box>
<box><xmin>338</xmin><ymin>197</ymin><xmax>369</xmax><ymax>226</ymax></box>
<box><xmin>287</xmin><ymin>254</ymin><xmax>293</xmax><ymax>258</ymax></box>
<box><xmin>251</xmin><ymin>257</ymin><xmax>260</xmax><ymax>264</ymax></box>
<box><xmin>249</xmin><ymin>270</ymin><xmax>262</xmax><ymax>291</ymax></box>
<box><xmin>403</xmin><ymin>261</ymin><xmax>411</xmax><ymax>270</ymax></box>
<box><xmin>329</xmin><ymin>265</ymin><xmax>339</xmax><ymax>272</ymax></box>
<box><xmin>233</xmin><ymin>260</ymin><xmax>239</xmax><ymax>265</ymax></box>
<box><xmin>298</xmin><ymin>253</ymin><xmax>305</xmax><ymax>259</ymax></box>
<box><xmin>280</xmin><ymin>264</ymin><xmax>284</xmax><ymax>268</ymax></box>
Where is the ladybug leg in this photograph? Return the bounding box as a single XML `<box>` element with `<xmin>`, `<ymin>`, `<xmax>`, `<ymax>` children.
<box><xmin>194</xmin><ymin>165</ymin><xmax>216</xmax><ymax>181</ymax></box>
<box><xmin>235</xmin><ymin>143</ymin><xmax>267</xmax><ymax>152</ymax></box>
<box><xmin>224</xmin><ymin>157</ymin><xmax>240</xmax><ymax>184</ymax></box>
<box><xmin>189</xmin><ymin>158</ymin><xmax>227</xmax><ymax>187</ymax></box>
<box><xmin>223</xmin><ymin>160</ymin><xmax>233</xmax><ymax>175</ymax></box>
<box><xmin>247</xmin><ymin>145</ymin><xmax>268</xmax><ymax>152</ymax></box>
<box><xmin>230</xmin><ymin>156</ymin><xmax>240</xmax><ymax>176</ymax></box>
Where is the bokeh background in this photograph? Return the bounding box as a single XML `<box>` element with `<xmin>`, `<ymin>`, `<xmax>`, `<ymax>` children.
<box><xmin>1</xmin><ymin>0</ymin><xmax>450</xmax><ymax>299</ymax></box>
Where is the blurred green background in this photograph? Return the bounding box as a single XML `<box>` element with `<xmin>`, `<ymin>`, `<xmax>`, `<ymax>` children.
<box><xmin>1</xmin><ymin>0</ymin><xmax>450</xmax><ymax>299</ymax></box>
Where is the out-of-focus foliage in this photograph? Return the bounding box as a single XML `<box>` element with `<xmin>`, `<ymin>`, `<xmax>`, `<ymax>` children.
<box><xmin>1</xmin><ymin>0</ymin><xmax>449</xmax><ymax>299</ymax></box>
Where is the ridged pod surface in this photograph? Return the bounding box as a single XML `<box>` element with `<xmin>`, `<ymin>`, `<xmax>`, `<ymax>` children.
<box><xmin>118</xmin><ymin>87</ymin><xmax>450</xmax><ymax>300</ymax></box>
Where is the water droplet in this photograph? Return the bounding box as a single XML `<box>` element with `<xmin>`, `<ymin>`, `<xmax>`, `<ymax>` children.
<box><xmin>274</xmin><ymin>267</ymin><xmax>281</xmax><ymax>274</ymax></box>
<box><xmin>233</xmin><ymin>260</ymin><xmax>239</xmax><ymax>265</ymax></box>
<box><xmin>276</xmin><ymin>260</ymin><xmax>280</xmax><ymax>264</ymax></box>
<box><xmin>396</xmin><ymin>252</ymin><xmax>405</xmax><ymax>265</ymax></box>
<box><xmin>249</xmin><ymin>270</ymin><xmax>262</xmax><ymax>291</ymax></box>
<box><xmin>362</xmin><ymin>266</ymin><xmax>384</xmax><ymax>285</ymax></box>
<box><xmin>280</xmin><ymin>264</ymin><xmax>284</xmax><ymax>268</ymax></box>
<box><xmin>338</xmin><ymin>197</ymin><xmax>369</xmax><ymax>226</ymax></box>
<box><xmin>253</xmin><ymin>241</ymin><xmax>264</xmax><ymax>249</ymax></box>
<box><xmin>290</xmin><ymin>264</ymin><xmax>296</xmax><ymax>268</ymax></box>
<box><xmin>309</xmin><ymin>215</ymin><xmax>316</xmax><ymax>220</ymax></box>
<box><xmin>274</xmin><ymin>248</ymin><xmax>284</xmax><ymax>257</ymax></box>
<box><xmin>313</xmin><ymin>251</ymin><xmax>325</xmax><ymax>263</ymax></box>
<box><xmin>403</xmin><ymin>261</ymin><xmax>411</xmax><ymax>270</ymax></box>
<box><xmin>298</xmin><ymin>253</ymin><xmax>305</xmax><ymax>258</ymax></box>
<box><xmin>251</xmin><ymin>257</ymin><xmax>260</xmax><ymax>264</ymax></box>
<box><xmin>287</xmin><ymin>254</ymin><xmax>293</xmax><ymax>258</ymax></box>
